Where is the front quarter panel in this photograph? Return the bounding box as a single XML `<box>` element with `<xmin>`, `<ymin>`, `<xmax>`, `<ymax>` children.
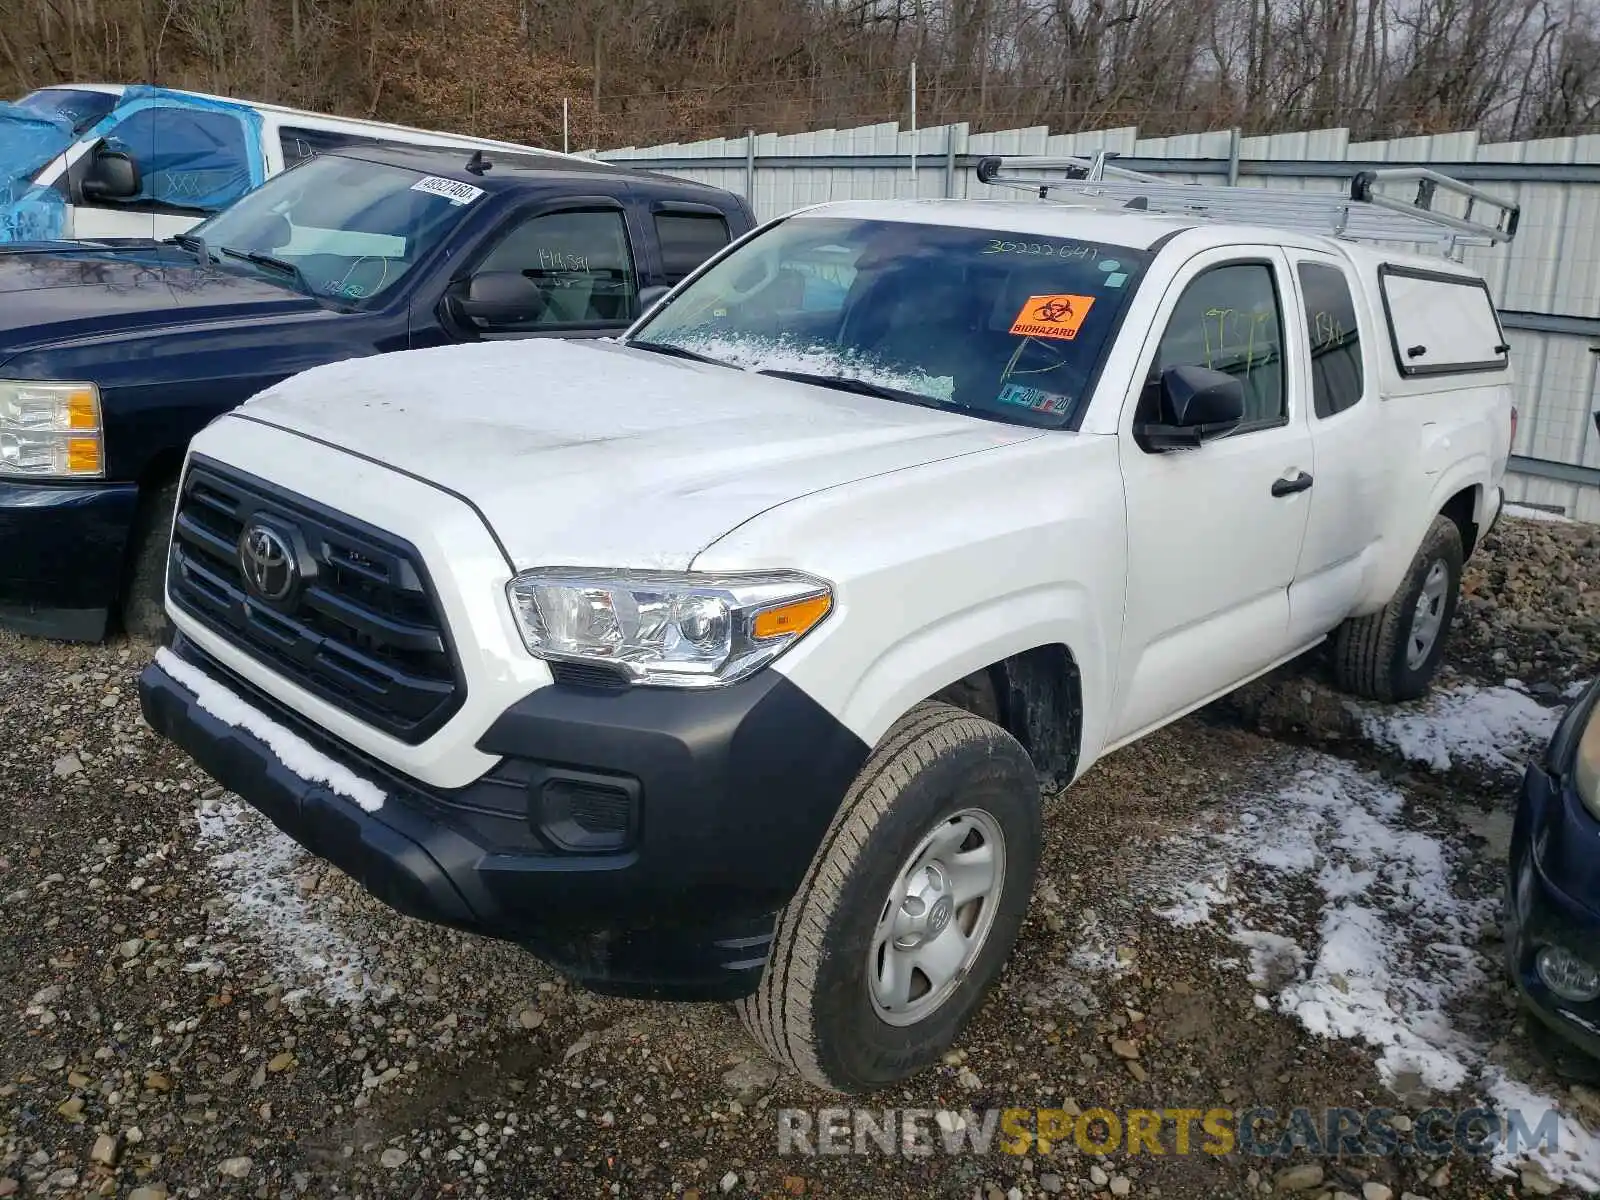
<box><xmin>693</xmin><ymin>432</ymin><xmax>1128</xmax><ymax>779</ymax></box>
<box><xmin>5</xmin><ymin>309</ymin><xmax>404</xmax><ymax>482</ymax></box>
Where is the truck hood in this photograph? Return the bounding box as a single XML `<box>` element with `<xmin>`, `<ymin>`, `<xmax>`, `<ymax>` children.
<box><xmin>0</xmin><ymin>245</ymin><xmax>326</xmax><ymax>362</ymax></box>
<box><xmin>234</xmin><ymin>338</ymin><xmax>1041</xmax><ymax>571</ymax></box>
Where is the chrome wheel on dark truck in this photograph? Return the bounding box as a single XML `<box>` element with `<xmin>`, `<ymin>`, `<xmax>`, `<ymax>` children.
<box><xmin>738</xmin><ymin>702</ymin><xmax>1042</xmax><ymax>1094</ymax></box>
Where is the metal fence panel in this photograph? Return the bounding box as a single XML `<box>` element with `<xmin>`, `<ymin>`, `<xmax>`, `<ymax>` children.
<box><xmin>597</xmin><ymin>118</ymin><xmax>1600</xmax><ymax>514</ymax></box>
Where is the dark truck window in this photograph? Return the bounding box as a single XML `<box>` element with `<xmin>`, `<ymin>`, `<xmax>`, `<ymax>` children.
<box><xmin>475</xmin><ymin>208</ymin><xmax>638</xmax><ymax>327</ymax></box>
<box><xmin>655</xmin><ymin>210</ymin><xmax>731</xmax><ymax>281</ymax></box>
<box><xmin>1298</xmin><ymin>261</ymin><xmax>1364</xmax><ymax>417</ymax></box>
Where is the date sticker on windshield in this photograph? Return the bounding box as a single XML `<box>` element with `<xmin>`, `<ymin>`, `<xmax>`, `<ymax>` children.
<box><xmin>1010</xmin><ymin>294</ymin><xmax>1096</xmax><ymax>341</ymax></box>
<box><xmin>997</xmin><ymin>383</ymin><xmax>1072</xmax><ymax>414</ymax></box>
<box><xmin>410</xmin><ymin>176</ymin><xmax>485</xmax><ymax>206</ymax></box>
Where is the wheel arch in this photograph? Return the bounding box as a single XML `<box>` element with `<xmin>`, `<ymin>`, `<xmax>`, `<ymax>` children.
<box><xmin>931</xmin><ymin>644</ymin><xmax>1085</xmax><ymax>793</ymax></box>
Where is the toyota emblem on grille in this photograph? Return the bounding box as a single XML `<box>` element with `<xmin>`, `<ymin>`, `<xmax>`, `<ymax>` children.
<box><xmin>238</xmin><ymin>522</ymin><xmax>297</xmax><ymax>602</ymax></box>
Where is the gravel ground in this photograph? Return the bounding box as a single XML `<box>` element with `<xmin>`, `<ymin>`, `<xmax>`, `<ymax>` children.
<box><xmin>2</xmin><ymin>509</ymin><xmax>1598</xmax><ymax>1200</ymax></box>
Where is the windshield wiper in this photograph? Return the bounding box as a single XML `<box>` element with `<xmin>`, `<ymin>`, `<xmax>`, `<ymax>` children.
<box><xmin>168</xmin><ymin>232</ymin><xmax>212</xmax><ymax>266</ymax></box>
<box><xmin>753</xmin><ymin>367</ymin><xmax>949</xmax><ymax>410</ymax></box>
<box><xmin>625</xmin><ymin>339</ymin><xmax>734</xmax><ymax>368</ymax></box>
<box><xmin>218</xmin><ymin>245</ymin><xmax>312</xmax><ymax>296</ymax></box>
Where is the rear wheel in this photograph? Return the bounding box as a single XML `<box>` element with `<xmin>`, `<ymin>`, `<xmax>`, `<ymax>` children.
<box><xmin>122</xmin><ymin>481</ymin><xmax>178</xmax><ymax>644</ymax></box>
<box><xmin>1332</xmin><ymin>515</ymin><xmax>1463</xmax><ymax>703</ymax></box>
<box><xmin>738</xmin><ymin>701</ymin><xmax>1042</xmax><ymax>1093</ymax></box>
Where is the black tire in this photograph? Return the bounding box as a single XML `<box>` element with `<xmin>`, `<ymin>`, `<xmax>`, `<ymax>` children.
<box><xmin>122</xmin><ymin>481</ymin><xmax>179</xmax><ymax>644</ymax></box>
<box><xmin>1332</xmin><ymin>515</ymin><xmax>1464</xmax><ymax>703</ymax></box>
<box><xmin>738</xmin><ymin>700</ymin><xmax>1042</xmax><ymax>1094</ymax></box>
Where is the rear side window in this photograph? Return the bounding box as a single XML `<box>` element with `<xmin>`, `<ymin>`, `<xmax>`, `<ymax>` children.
<box><xmin>655</xmin><ymin>210</ymin><xmax>731</xmax><ymax>281</ymax></box>
<box><xmin>1298</xmin><ymin>262</ymin><xmax>1364</xmax><ymax>417</ymax></box>
<box><xmin>1378</xmin><ymin>265</ymin><xmax>1507</xmax><ymax>376</ymax></box>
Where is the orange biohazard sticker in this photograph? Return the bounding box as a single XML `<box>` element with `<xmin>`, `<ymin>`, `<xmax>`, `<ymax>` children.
<box><xmin>1009</xmin><ymin>294</ymin><xmax>1097</xmax><ymax>340</ymax></box>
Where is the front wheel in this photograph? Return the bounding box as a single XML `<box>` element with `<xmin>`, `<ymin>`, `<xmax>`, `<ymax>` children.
<box><xmin>738</xmin><ymin>701</ymin><xmax>1042</xmax><ymax>1093</ymax></box>
<box><xmin>122</xmin><ymin>481</ymin><xmax>178</xmax><ymax>644</ymax></box>
<box><xmin>1332</xmin><ymin>514</ymin><xmax>1464</xmax><ymax>703</ymax></box>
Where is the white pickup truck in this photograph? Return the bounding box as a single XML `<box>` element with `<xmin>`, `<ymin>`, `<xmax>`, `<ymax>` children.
<box><xmin>137</xmin><ymin>158</ymin><xmax>1520</xmax><ymax>1093</ymax></box>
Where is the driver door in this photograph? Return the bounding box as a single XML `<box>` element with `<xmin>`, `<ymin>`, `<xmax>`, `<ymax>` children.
<box><xmin>1107</xmin><ymin>248</ymin><xmax>1314</xmax><ymax>745</ymax></box>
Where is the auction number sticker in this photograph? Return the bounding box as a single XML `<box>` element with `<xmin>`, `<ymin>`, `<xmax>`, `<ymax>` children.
<box><xmin>1009</xmin><ymin>294</ymin><xmax>1096</xmax><ymax>341</ymax></box>
<box><xmin>410</xmin><ymin>176</ymin><xmax>485</xmax><ymax>206</ymax></box>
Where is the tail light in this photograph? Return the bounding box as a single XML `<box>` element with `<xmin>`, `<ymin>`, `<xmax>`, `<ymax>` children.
<box><xmin>1510</xmin><ymin>405</ymin><xmax>1519</xmax><ymax>447</ymax></box>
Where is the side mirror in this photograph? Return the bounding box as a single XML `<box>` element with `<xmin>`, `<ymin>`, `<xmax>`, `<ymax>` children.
<box><xmin>1134</xmin><ymin>365</ymin><xmax>1245</xmax><ymax>451</ymax></box>
<box><xmin>80</xmin><ymin>149</ymin><xmax>140</xmax><ymax>201</ymax></box>
<box><xmin>637</xmin><ymin>284</ymin><xmax>671</xmax><ymax>312</ymax></box>
<box><xmin>448</xmin><ymin>271</ymin><xmax>548</xmax><ymax>329</ymax></box>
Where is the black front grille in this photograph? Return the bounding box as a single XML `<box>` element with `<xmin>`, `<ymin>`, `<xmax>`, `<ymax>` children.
<box><xmin>167</xmin><ymin>456</ymin><xmax>465</xmax><ymax>744</ymax></box>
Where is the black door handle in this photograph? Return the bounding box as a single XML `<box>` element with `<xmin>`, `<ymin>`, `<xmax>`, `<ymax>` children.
<box><xmin>1272</xmin><ymin>470</ymin><xmax>1314</xmax><ymax>497</ymax></box>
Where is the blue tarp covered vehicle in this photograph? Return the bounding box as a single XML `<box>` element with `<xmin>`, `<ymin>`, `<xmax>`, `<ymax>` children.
<box><xmin>0</xmin><ymin>85</ymin><xmax>264</xmax><ymax>244</ymax></box>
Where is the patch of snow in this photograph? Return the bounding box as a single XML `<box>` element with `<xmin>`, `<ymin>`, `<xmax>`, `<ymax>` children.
<box><xmin>1505</xmin><ymin>502</ymin><xmax>1574</xmax><ymax>523</ymax></box>
<box><xmin>1568</xmin><ymin>678</ymin><xmax>1596</xmax><ymax>701</ymax></box>
<box><xmin>155</xmin><ymin>648</ymin><xmax>384</xmax><ymax>813</ymax></box>
<box><xmin>1152</xmin><ymin>864</ymin><xmax>1233</xmax><ymax>927</ymax></box>
<box><xmin>196</xmin><ymin>796</ymin><xmax>389</xmax><ymax>1005</ymax></box>
<box><xmin>1144</xmin><ymin>712</ymin><xmax>1600</xmax><ymax>1189</ymax></box>
<box><xmin>1230</xmin><ymin>929</ymin><xmax>1306</xmax><ymax>989</ymax></box>
<box><xmin>1360</xmin><ymin>682</ymin><xmax>1560</xmax><ymax>774</ymax></box>
<box><xmin>1485</xmin><ymin>1071</ymin><xmax>1600</xmax><ymax>1191</ymax></box>
<box><xmin>672</xmin><ymin>331</ymin><xmax>959</xmax><ymax>403</ymax></box>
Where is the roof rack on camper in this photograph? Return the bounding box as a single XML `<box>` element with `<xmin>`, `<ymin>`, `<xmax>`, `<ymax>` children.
<box><xmin>974</xmin><ymin>151</ymin><xmax>1519</xmax><ymax>258</ymax></box>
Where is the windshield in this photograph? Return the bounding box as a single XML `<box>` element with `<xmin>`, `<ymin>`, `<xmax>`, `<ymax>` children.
<box><xmin>0</xmin><ymin>103</ymin><xmax>75</xmax><ymax>188</ymax></box>
<box><xmin>185</xmin><ymin>155</ymin><xmax>481</xmax><ymax>304</ymax></box>
<box><xmin>16</xmin><ymin>88</ymin><xmax>120</xmax><ymax>133</ymax></box>
<box><xmin>628</xmin><ymin>216</ymin><xmax>1149</xmax><ymax>427</ymax></box>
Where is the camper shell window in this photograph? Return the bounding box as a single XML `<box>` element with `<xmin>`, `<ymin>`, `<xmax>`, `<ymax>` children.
<box><xmin>1376</xmin><ymin>264</ymin><xmax>1509</xmax><ymax>378</ymax></box>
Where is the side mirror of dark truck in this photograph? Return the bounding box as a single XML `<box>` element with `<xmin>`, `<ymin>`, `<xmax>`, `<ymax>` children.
<box><xmin>447</xmin><ymin>272</ymin><xmax>548</xmax><ymax>330</ymax></box>
<box><xmin>1133</xmin><ymin>364</ymin><xmax>1245</xmax><ymax>452</ymax></box>
<box><xmin>80</xmin><ymin>149</ymin><xmax>141</xmax><ymax>201</ymax></box>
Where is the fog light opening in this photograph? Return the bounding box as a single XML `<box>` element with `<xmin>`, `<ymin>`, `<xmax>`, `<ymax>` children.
<box><xmin>1536</xmin><ymin>944</ymin><xmax>1600</xmax><ymax>1002</ymax></box>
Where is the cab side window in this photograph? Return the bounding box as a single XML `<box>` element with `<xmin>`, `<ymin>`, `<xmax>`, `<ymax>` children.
<box><xmin>98</xmin><ymin>106</ymin><xmax>254</xmax><ymax>214</ymax></box>
<box><xmin>1297</xmin><ymin>262</ymin><xmax>1365</xmax><ymax>418</ymax></box>
<box><xmin>473</xmin><ymin>208</ymin><xmax>638</xmax><ymax>328</ymax></box>
<box><xmin>1146</xmin><ymin>262</ymin><xmax>1287</xmax><ymax>433</ymax></box>
<box><xmin>654</xmin><ymin>211</ymin><xmax>731</xmax><ymax>283</ymax></box>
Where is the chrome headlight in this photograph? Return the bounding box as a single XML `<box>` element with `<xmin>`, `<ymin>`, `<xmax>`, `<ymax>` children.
<box><xmin>506</xmin><ymin>568</ymin><xmax>832</xmax><ymax>688</ymax></box>
<box><xmin>0</xmin><ymin>380</ymin><xmax>104</xmax><ymax>478</ymax></box>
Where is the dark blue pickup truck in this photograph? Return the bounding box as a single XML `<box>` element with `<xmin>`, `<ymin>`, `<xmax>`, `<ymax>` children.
<box><xmin>0</xmin><ymin>144</ymin><xmax>756</xmax><ymax>641</ymax></box>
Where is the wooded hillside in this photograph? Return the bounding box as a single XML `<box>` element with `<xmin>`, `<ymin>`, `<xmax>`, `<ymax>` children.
<box><xmin>3</xmin><ymin>0</ymin><xmax>1598</xmax><ymax>150</ymax></box>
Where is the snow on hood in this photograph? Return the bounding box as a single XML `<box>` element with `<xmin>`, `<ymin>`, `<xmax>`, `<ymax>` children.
<box><xmin>234</xmin><ymin>338</ymin><xmax>1041</xmax><ymax>571</ymax></box>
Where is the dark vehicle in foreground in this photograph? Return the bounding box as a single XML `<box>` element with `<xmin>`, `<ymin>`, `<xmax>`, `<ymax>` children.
<box><xmin>0</xmin><ymin>144</ymin><xmax>755</xmax><ymax>641</ymax></box>
<box><xmin>1506</xmin><ymin>672</ymin><xmax>1600</xmax><ymax>1076</ymax></box>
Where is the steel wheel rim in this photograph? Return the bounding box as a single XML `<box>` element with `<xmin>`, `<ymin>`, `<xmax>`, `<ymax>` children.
<box><xmin>1406</xmin><ymin>559</ymin><xmax>1450</xmax><ymax>671</ymax></box>
<box><xmin>868</xmin><ymin>807</ymin><xmax>1007</xmax><ymax>1027</ymax></box>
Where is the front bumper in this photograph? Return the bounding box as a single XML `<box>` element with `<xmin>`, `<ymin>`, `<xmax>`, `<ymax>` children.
<box><xmin>0</xmin><ymin>479</ymin><xmax>140</xmax><ymax>640</ymax></box>
<box><xmin>1505</xmin><ymin>676</ymin><xmax>1600</xmax><ymax>1057</ymax></box>
<box><xmin>138</xmin><ymin>634</ymin><xmax>869</xmax><ymax>1000</ymax></box>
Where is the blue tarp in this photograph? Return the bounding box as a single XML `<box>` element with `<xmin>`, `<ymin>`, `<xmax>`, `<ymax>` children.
<box><xmin>0</xmin><ymin>85</ymin><xmax>265</xmax><ymax>245</ymax></box>
<box><xmin>0</xmin><ymin>104</ymin><xmax>73</xmax><ymax>243</ymax></box>
<box><xmin>106</xmin><ymin>85</ymin><xmax>264</xmax><ymax>212</ymax></box>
